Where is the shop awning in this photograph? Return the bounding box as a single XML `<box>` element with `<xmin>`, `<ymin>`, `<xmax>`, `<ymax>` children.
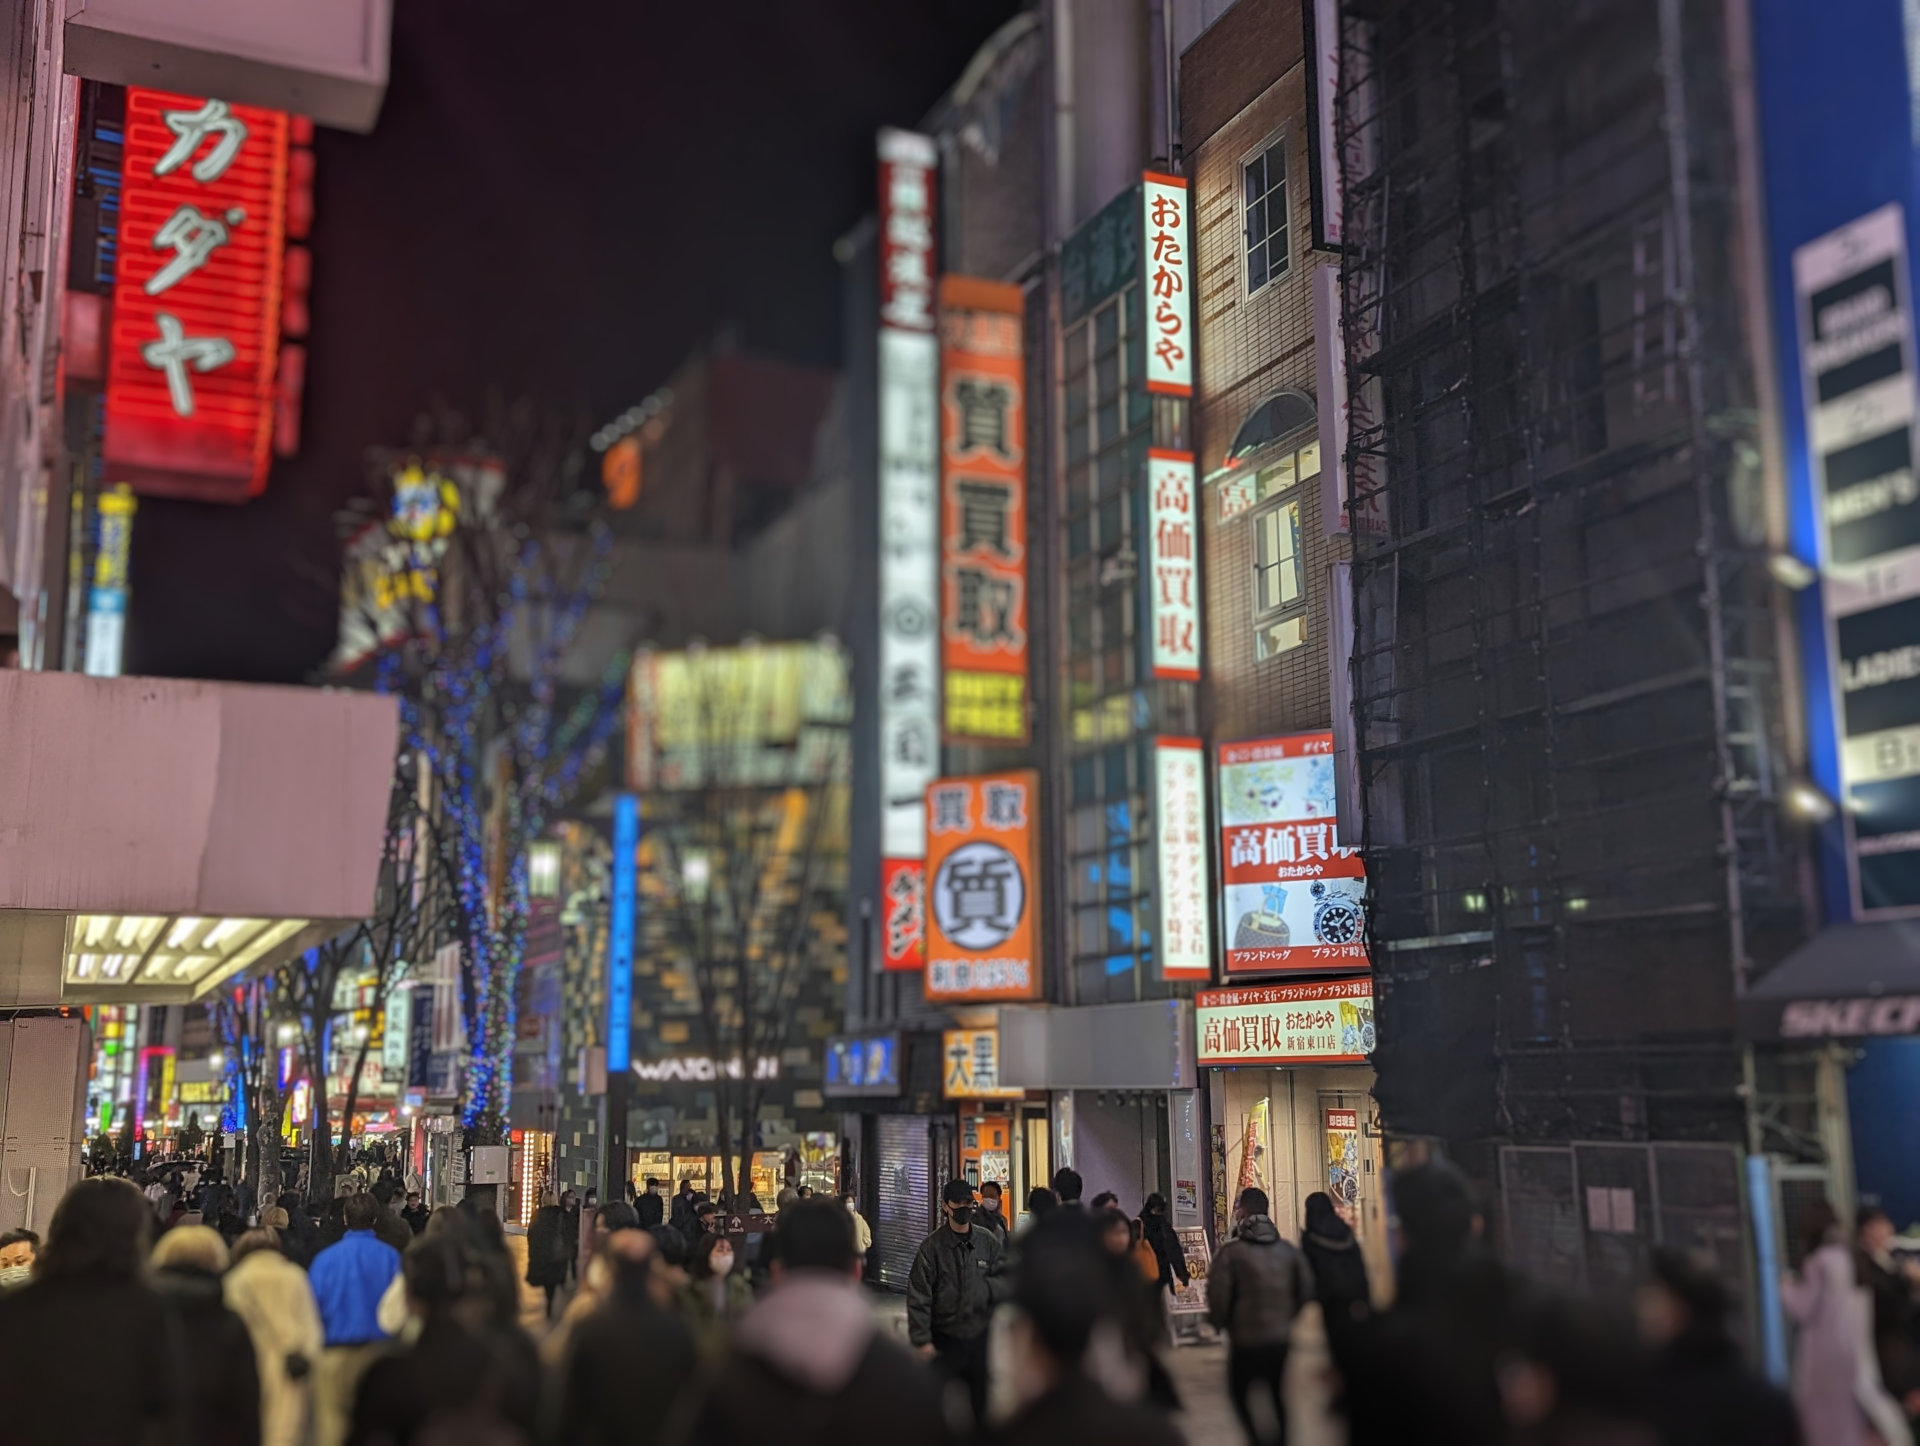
<box><xmin>0</xmin><ymin>670</ymin><xmax>397</xmax><ymax>1005</ymax></box>
<box><xmin>1739</xmin><ymin>921</ymin><xmax>1920</xmax><ymax>1041</ymax></box>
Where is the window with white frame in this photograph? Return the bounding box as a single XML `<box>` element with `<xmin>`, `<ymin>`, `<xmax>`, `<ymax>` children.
<box><xmin>1243</xmin><ymin>136</ymin><xmax>1289</xmax><ymax>293</ymax></box>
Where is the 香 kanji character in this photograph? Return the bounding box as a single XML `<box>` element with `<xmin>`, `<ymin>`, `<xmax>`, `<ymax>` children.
<box><xmin>154</xmin><ymin>99</ymin><xmax>250</xmax><ymax>183</ymax></box>
<box><xmin>145</xmin><ymin>204</ymin><xmax>240</xmax><ymax>296</ymax></box>
<box><xmin>982</xmin><ymin>781</ymin><xmax>1028</xmax><ymax>831</ymax></box>
<box><xmin>1150</xmin><ymin>193</ymin><xmax>1182</xmax><ymax>229</ymax></box>
<box><xmin>930</xmin><ymin>784</ymin><xmax>973</xmax><ymax>834</ymax></box>
<box><xmin>141</xmin><ymin>313</ymin><xmax>235</xmax><ymax>418</ymax></box>
<box><xmin>953</xmin><ymin>567</ymin><xmax>1020</xmax><ymax>647</ymax></box>
<box><xmin>952</xmin><ymin>380</ymin><xmax>1016</xmax><ymax>461</ymax></box>
<box><xmin>954</xmin><ymin>479</ymin><xmax>1014</xmax><ymax>557</ymax></box>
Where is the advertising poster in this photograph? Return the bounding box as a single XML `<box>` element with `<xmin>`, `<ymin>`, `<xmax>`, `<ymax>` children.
<box><xmin>1154</xmin><ymin>737</ymin><xmax>1213</xmax><ymax>978</ymax></box>
<box><xmin>939</xmin><ymin>275</ymin><xmax>1029</xmax><ymax>744</ymax></box>
<box><xmin>1217</xmin><ymin>732</ymin><xmax>1367</xmax><ymax>974</ymax></box>
<box><xmin>923</xmin><ymin>771</ymin><xmax>1042</xmax><ymax>1001</ymax></box>
<box><xmin>1324</xmin><ymin>1107</ymin><xmax>1360</xmax><ymax>1222</ymax></box>
<box><xmin>1167</xmin><ymin>1226</ymin><xmax>1214</xmax><ymax>1316</ymax></box>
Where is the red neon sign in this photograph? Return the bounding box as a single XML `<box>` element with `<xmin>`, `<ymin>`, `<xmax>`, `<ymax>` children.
<box><xmin>105</xmin><ymin>89</ymin><xmax>291</xmax><ymax>501</ymax></box>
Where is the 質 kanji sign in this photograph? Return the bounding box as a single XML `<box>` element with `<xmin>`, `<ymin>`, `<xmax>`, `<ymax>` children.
<box><xmin>924</xmin><ymin>771</ymin><xmax>1041</xmax><ymax>1002</ymax></box>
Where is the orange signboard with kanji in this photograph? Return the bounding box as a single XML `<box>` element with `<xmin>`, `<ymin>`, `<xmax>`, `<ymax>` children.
<box><xmin>924</xmin><ymin>770</ymin><xmax>1042</xmax><ymax>1002</ymax></box>
<box><xmin>939</xmin><ymin>276</ymin><xmax>1029</xmax><ymax>744</ymax></box>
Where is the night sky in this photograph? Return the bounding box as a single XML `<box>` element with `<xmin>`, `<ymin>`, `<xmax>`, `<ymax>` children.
<box><xmin>125</xmin><ymin>0</ymin><xmax>1019</xmax><ymax>682</ymax></box>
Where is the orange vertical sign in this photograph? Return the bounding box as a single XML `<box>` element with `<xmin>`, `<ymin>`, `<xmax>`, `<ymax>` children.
<box><xmin>924</xmin><ymin>770</ymin><xmax>1042</xmax><ymax>1002</ymax></box>
<box><xmin>939</xmin><ymin>276</ymin><xmax>1029</xmax><ymax>743</ymax></box>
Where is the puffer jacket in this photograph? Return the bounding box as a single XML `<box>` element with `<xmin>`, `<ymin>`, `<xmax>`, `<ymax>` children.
<box><xmin>1206</xmin><ymin>1215</ymin><xmax>1315</xmax><ymax>1347</ymax></box>
<box><xmin>906</xmin><ymin>1222</ymin><xmax>1005</xmax><ymax>1347</ymax></box>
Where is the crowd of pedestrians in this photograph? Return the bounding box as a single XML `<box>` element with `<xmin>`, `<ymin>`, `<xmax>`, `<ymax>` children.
<box><xmin>5</xmin><ymin>1143</ymin><xmax>1908</xmax><ymax>1445</ymax></box>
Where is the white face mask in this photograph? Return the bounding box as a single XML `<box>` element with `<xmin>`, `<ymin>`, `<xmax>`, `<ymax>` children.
<box><xmin>710</xmin><ymin>1249</ymin><xmax>734</xmax><ymax>1277</ymax></box>
<box><xmin>0</xmin><ymin>1264</ymin><xmax>31</xmax><ymax>1289</ymax></box>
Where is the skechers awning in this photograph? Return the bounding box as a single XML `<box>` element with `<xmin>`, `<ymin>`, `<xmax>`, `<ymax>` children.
<box><xmin>1739</xmin><ymin>921</ymin><xmax>1920</xmax><ymax>1041</ymax></box>
<box><xmin>0</xmin><ymin>671</ymin><xmax>397</xmax><ymax>1006</ymax></box>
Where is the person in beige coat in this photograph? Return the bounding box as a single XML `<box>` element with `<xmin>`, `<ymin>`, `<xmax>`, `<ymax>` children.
<box><xmin>224</xmin><ymin>1228</ymin><xmax>325</xmax><ymax>1446</ymax></box>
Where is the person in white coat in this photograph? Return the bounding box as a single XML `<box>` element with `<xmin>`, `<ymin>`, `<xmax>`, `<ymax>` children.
<box><xmin>225</xmin><ymin>1227</ymin><xmax>325</xmax><ymax>1446</ymax></box>
<box><xmin>1782</xmin><ymin>1200</ymin><xmax>1912</xmax><ymax>1446</ymax></box>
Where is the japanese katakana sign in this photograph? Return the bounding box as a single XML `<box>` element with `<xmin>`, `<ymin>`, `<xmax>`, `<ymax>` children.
<box><xmin>1217</xmin><ymin>733</ymin><xmax>1368</xmax><ymax>975</ymax></box>
<box><xmin>1195</xmin><ymin>977</ymin><xmax>1374</xmax><ymax>1067</ymax></box>
<box><xmin>1148</xmin><ymin>450</ymin><xmax>1202</xmax><ymax>679</ymax></box>
<box><xmin>877</xmin><ymin>128</ymin><xmax>942</xmax><ymax>970</ymax></box>
<box><xmin>1155</xmin><ymin>738</ymin><xmax>1214</xmax><ymax>979</ymax></box>
<box><xmin>940</xmin><ymin>276</ymin><xmax>1030</xmax><ymax>743</ymax></box>
<box><xmin>924</xmin><ymin>771</ymin><xmax>1042</xmax><ymax>1002</ymax></box>
<box><xmin>105</xmin><ymin>90</ymin><xmax>293</xmax><ymax>501</ymax></box>
<box><xmin>942</xmin><ymin>1028</ymin><xmax>1024</xmax><ymax>1099</ymax></box>
<box><xmin>1141</xmin><ymin>171</ymin><xmax>1193</xmax><ymax>396</ymax></box>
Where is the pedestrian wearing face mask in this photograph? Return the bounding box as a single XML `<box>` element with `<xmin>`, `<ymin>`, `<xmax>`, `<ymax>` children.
<box><xmin>0</xmin><ymin>1229</ymin><xmax>36</xmax><ymax>1291</ymax></box>
<box><xmin>907</xmin><ymin>1178</ymin><xmax>1007</xmax><ymax>1427</ymax></box>
<box><xmin>683</xmin><ymin>1229</ymin><xmax>754</xmax><ymax>1361</ymax></box>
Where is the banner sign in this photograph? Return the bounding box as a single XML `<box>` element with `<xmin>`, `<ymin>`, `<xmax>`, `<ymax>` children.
<box><xmin>924</xmin><ymin>771</ymin><xmax>1042</xmax><ymax>1001</ymax></box>
<box><xmin>878</xmin><ymin>128</ymin><xmax>941</xmax><ymax>969</ymax></box>
<box><xmin>1196</xmin><ymin>977</ymin><xmax>1375</xmax><ymax>1067</ymax></box>
<box><xmin>1141</xmin><ymin>171</ymin><xmax>1193</xmax><ymax>395</ymax></box>
<box><xmin>106</xmin><ymin>89</ymin><xmax>291</xmax><ymax>501</ymax></box>
<box><xmin>1155</xmin><ymin>737</ymin><xmax>1213</xmax><ymax>978</ymax></box>
<box><xmin>824</xmin><ymin>1034</ymin><xmax>902</xmax><ymax>1097</ymax></box>
<box><xmin>880</xmin><ymin>857</ymin><xmax>926</xmax><ymax>971</ymax></box>
<box><xmin>1148</xmin><ymin>450</ymin><xmax>1202</xmax><ymax>678</ymax></box>
<box><xmin>940</xmin><ymin>275</ymin><xmax>1030</xmax><ymax>743</ymax></box>
<box><xmin>1217</xmin><ymin>733</ymin><xmax>1367</xmax><ymax>974</ymax></box>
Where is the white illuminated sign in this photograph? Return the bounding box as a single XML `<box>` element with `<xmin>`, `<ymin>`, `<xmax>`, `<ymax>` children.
<box><xmin>1141</xmin><ymin>171</ymin><xmax>1193</xmax><ymax>396</ymax></box>
<box><xmin>1155</xmin><ymin>738</ymin><xmax>1213</xmax><ymax>979</ymax></box>
<box><xmin>1148</xmin><ymin>449</ymin><xmax>1201</xmax><ymax>679</ymax></box>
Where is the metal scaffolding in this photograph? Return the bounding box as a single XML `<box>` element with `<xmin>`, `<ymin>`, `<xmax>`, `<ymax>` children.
<box><xmin>1335</xmin><ymin>0</ymin><xmax>1806</xmax><ymax>1153</ymax></box>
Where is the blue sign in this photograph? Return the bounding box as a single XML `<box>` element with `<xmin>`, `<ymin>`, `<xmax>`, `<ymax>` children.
<box><xmin>608</xmin><ymin>793</ymin><xmax>638</xmax><ymax>1074</ymax></box>
<box><xmin>406</xmin><ymin>984</ymin><xmax>435</xmax><ymax>1090</ymax></box>
<box><xmin>823</xmin><ymin>1033</ymin><xmax>901</xmax><ymax>1097</ymax></box>
<box><xmin>1755</xmin><ymin>0</ymin><xmax>1920</xmax><ymax>920</ymax></box>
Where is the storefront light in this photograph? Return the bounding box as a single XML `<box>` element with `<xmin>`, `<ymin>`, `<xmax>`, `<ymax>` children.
<box><xmin>62</xmin><ymin>914</ymin><xmax>311</xmax><ymax>1001</ymax></box>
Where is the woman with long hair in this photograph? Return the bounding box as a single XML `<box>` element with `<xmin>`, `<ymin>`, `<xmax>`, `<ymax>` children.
<box><xmin>1781</xmin><ymin>1199</ymin><xmax>1910</xmax><ymax>1446</ymax></box>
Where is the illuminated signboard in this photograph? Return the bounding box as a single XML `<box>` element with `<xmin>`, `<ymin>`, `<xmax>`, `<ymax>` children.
<box><xmin>83</xmin><ymin>484</ymin><xmax>137</xmax><ymax>678</ymax></box>
<box><xmin>940</xmin><ymin>275</ymin><xmax>1029</xmax><ymax>743</ymax></box>
<box><xmin>942</xmin><ymin>1028</ymin><xmax>1023</xmax><ymax>1099</ymax></box>
<box><xmin>824</xmin><ymin>1033</ymin><xmax>901</xmax><ymax>1098</ymax></box>
<box><xmin>105</xmin><ymin>89</ymin><xmax>292</xmax><ymax>502</ymax></box>
<box><xmin>1148</xmin><ymin>449</ymin><xmax>1202</xmax><ymax>678</ymax></box>
<box><xmin>877</xmin><ymin>127</ymin><xmax>941</xmax><ymax>969</ymax></box>
<box><xmin>608</xmin><ymin>794</ymin><xmax>637</xmax><ymax>1075</ymax></box>
<box><xmin>1155</xmin><ymin>737</ymin><xmax>1213</xmax><ymax>978</ymax></box>
<box><xmin>1141</xmin><ymin>171</ymin><xmax>1192</xmax><ymax>396</ymax></box>
<box><xmin>1217</xmin><ymin>732</ymin><xmax>1367</xmax><ymax>975</ymax></box>
<box><xmin>1195</xmin><ymin>976</ymin><xmax>1374</xmax><ymax>1067</ymax></box>
<box><xmin>924</xmin><ymin>771</ymin><xmax>1042</xmax><ymax>1002</ymax></box>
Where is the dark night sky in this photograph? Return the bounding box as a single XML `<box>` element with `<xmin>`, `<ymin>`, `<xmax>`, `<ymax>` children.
<box><xmin>126</xmin><ymin>0</ymin><xmax>1019</xmax><ymax>683</ymax></box>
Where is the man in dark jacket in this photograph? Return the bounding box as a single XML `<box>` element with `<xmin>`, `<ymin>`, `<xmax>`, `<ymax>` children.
<box><xmin>151</xmin><ymin>1225</ymin><xmax>261</xmax><ymax>1446</ymax></box>
<box><xmin>1207</xmin><ymin>1187</ymin><xmax>1314</xmax><ymax>1446</ymax></box>
<box><xmin>907</xmin><ymin>1178</ymin><xmax>1005</xmax><ymax>1425</ymax></box>
<box><xmin>0</xmin><ymin>1177</ymin><xmax>193</xmax><ymax>1446</ymax></box>
<box><xmin>554</xmin><ymin>1229</ymin><xmax>700</xmax><ymax>1444</ymax></box>
<box><xmin>635</xmin><ymin>1178</ymin><xmax>665</xmax><ymax>1230</ymax></box>
<box><xmin>975</xmin><ymin>1180</ymin><xmax>1008</xmax><ymax>1247</ymax></box>
<box><xmin>680</xmin><ymin>1198</ymin><xmax>953</xmax><ymax>1446</ymax></box>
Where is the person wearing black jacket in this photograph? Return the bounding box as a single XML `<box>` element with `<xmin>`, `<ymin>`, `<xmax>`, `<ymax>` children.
<box><xmin>554</xmin><ymin>1230</ymin><xmax>699</xmax><ymax>1445</ymax></box>
<box><xmin>1299</xmin><ymin>1191</ymin><xmax>1370</xmax><ymax>1377</ymax></box>
<box><xmin>151</xmin><ymin>1225</ymin><xmax>262</xmax><ymax>1446</ymax></box>
<box><xmin>635</xmin><ymin>1179</ymin><xmax>665</xmax><ymax>1230</ymax></box>
<box><xmin>525</xmin><ymin>1196</ymin><xmax>572</xmax><ymax>1317</ymax></box>
<box><xmin>1640</xmin><ymin>1246</ymin><xmax>1800</xmax><ymax>1446</ymax></box>
<box><xmin>1139</xmin><ymin>1193</ymin><xmax>1189</xmax><ymax>1296</ymax></box>
<box><xmin>0</xmin><ymin>1176</ymin><xmax>193</xmax><ymax>1446</ymax></box>
<box><xmin>975</xmin><ymin>1180</ymin><xmax>1008</xmax><ymax>1247</ymax></box>
<box><xmin>906</xmin><ymin>1178</ymin><xmax>1005</xmax><ymax>1425</ymax></box>
<box><xmin>677</xmin><ymin>1198</ymin><xmax>952</xmax><ymax>1446</ymax></box>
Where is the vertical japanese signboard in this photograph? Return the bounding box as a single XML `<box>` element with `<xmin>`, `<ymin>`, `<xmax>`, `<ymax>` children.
<box><xmin>1141</xmin><ymin>171</ymin><xmax>1192</xmax><ymax>396</ymax></box>
<box><xmin>1155</xmin><ymin>738</ymin><xmax>1213</xmax><ymax>979</ymax></box>
<box><xmin>1217</xmin><ymin>733</ymin><xmax>1367</xmax><ymax>975</ymax></box>
<box><xmin>1794</xmin><ymin>204</ymin><xmax>1920</xmax><ymax>915</ymax></box>
<box><xmin>83</xmin><ymin>484</ymin><xmax>136</xmax><ymax>678</ymax></box>
<box><xmin>924</xmin><ymin>770</ymin><xmax>1042</xmax><ymax>1001</ymax></box>
<box><xmin>608</xmin><ymin>793</ymin><xmax>637</xmax><ymax>1074</ymax></box>
<box><xmin>1148</xmin><ymin>449</ymin><xmax>1202</xmax><ymax>678</ymax></box>
<box><xmin>940</xmin><ymin>276</ymin><xmax>1029</xmax><ymax>744</ymax></box>
<box><xmin>877</xmin><ymin>128</ymin><xmax>941</xmax><ymax>968</ymax></box>
<box><xmin>106</xmin><ymin>90</ymin><xmax>291</xmax><ymax>501</ymax></box>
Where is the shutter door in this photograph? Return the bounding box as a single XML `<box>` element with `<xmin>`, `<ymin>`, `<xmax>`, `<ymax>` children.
<box><xmin>875</xmin><ymin>1114</ymin><xmax>932</xmax><ymax>1291</ymax></box>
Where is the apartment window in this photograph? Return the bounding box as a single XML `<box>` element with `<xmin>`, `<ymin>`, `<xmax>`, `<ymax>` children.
<box><xmin>1246</xmin><ymin>432</ymin><xmax>1320</xmax><ymax>659</ymax></box>
<box><xmin>1243</xmin><ymin>137</ymin><xmax>1289</xmax><ymax>293</ymax></box>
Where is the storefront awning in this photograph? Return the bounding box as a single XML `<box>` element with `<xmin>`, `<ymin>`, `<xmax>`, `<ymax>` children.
<box><xmin>1739</xmin><ymin>921</ymin><xmax>1920</xmax><ymax>1041</ymax></box>
<box><xmin>0</xmin><ymin>670</ymin><xmax>397</xmax><ymax>1005</ymax></box>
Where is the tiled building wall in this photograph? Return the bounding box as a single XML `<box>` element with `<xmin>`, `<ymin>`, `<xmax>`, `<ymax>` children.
<box><xmin>1186</xmin><ymin>53</ymin><xmax>1349</xmax><ymax>744</ymax></box>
